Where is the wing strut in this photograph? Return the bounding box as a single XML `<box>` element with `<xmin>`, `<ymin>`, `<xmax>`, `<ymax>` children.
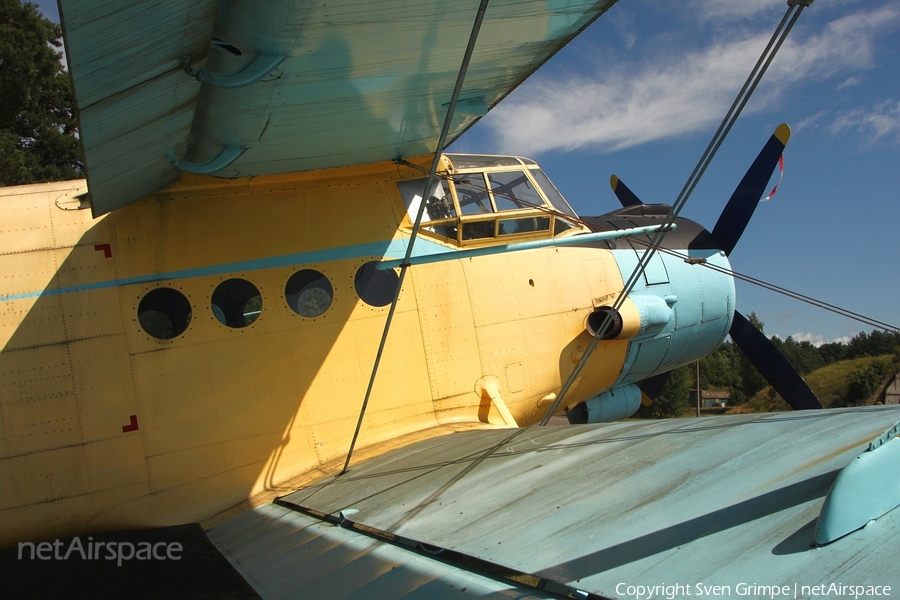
<box><xmin>539</xmin><ymin>0</ymin><xmax>812</xmax><ymax>425</ymax></box>
<box><xmin>341</xmin><ymin>0</ymin><xmax>491</xmax><ymax>474</ymax></box>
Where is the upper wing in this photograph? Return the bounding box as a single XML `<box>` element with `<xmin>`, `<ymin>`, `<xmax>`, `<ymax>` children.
<box><xmin>59</xmin><ymin>0</ymin><xmax>617</xmax><ymax>216</ymax></box>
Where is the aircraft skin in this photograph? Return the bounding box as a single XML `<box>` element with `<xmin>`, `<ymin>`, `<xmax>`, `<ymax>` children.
<box><xmin>0</xmin><ymin>153</ymin><xmax>734</xmax><ymax>548</ymax></box>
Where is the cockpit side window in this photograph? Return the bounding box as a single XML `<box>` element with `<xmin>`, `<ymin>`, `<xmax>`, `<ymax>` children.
<box><xmin>397</xmin><ymin>178</ymin><xmax>454</xmax><ymax>222</ymax></box>
<box><xmin>453</xmin><ymin>174</ymin><xmax>493</xmax><ymax>215</ymax></box>
<box><xmin>397</xmin><ymin>177</ymin><xmax>458</xmax><ymax>240</ymax></box>
<box><xmin>488</xmin><ymin>170</ymin><xmax>544</xmax><ymax>212</ymax></box>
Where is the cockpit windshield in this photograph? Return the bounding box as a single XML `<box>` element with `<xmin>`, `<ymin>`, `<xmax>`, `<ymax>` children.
<box><xmin>396</xmin><ymin>154</ymin><xmax>580</xmax><ymax>245</ymax></box>
<box><xmin>529</xmin><ymin>168</ymin><xmax>578</xmax><ymax>219</ymax></box>
<box><xmin>488</xmin><ymin>171</ymin><xmax>542</xmax><ymax>211</ymax></box>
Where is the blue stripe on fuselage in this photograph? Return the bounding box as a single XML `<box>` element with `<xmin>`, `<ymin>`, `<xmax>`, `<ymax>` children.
<box><xmin>0</xmin><ymin>237</ymin><xmax>450</xmax><ymax>302</ymax></box>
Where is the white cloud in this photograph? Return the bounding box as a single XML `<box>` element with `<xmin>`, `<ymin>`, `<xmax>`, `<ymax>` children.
<box><xmin>692</xmin><ymin>0</ymin><xmax>879</xmax><ymax>24</ymax></box>
<box><xmin>610</xmin><ymin>8</ymin><xmax>637</xmax><ymax>50</ymax></box>
<box><xmin>484</xmin><ymin>36</ymin><xmax>765</xmax><ymax>155</ymax></box>
<box><xmin>689</xmin><ymin>0</ymin><xmax>784</xmax><ymax>22</ymax></box>
<box><xmin>795</xmin><ymin>110</ymin><xmax>828</xmax><ymax>132</ymax></box>
<box><xmin>836</xmin><ymin>75</ymin><xmax>863</xmax><ymax>90</ymax></box>
<box><xmin>788</xmin><ymin>332</ymin><xmax>854</xmax><ymax>347</ymax></box>
<box><xmin>829</xmin><ymin>100</ymin><xmax>900</xmax><ymax>144</ymax></box>
<box><xmin>482</xmin><ymin>4</ymin><xmax>900</xmax><ymax>156</ymax></box>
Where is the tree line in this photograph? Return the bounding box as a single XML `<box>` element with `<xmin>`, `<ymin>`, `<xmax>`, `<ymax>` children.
<box><xmin>637</xmin><ymin>313</ymin><xmax>900</xmax><ymax>418</ymax></box>
<box><xmin>1</xmin><ymin>0</ymin><xmax>83</xmax><ymax>186</ymax></box>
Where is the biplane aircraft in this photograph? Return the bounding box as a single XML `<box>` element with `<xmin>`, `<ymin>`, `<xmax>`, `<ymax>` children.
<box><xmin>2</xmin><ymin>0</ymin><xmax>899</xmax><ymax>597</ymax></box>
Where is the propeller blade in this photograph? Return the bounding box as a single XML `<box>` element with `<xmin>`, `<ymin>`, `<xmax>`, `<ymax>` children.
<box><xmin>637</xmin><ymin>371</ymin><xmax>671</xmax><ymax>405</ymax></box>
<box><xmin>710</xmin><ymin>123</ymin><xmax>790</xmax><ymax>256</ymax></box>
<box><xmin>729</xmin><ymin>310</ymin><xmax>822</xmax><ymax>410</ymax></box>
<box><xmin>610</xmin><ymin>174</ymin><xmax>643</xmax><ymax>207</ymax></box>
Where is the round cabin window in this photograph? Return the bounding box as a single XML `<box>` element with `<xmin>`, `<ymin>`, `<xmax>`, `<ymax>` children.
<box><xmin>137</xmin><ymin>287</ymin><xmax>192</xmax><ymax>339</ymax></box>
<box><xmin>354</xmin><ymin>261</ymin><xmax>398</xmax><ymax>307</ymax></box>
<box><xmin>285</xmin><ymin>269</ymin><xmax>333</xmax><ymax>317</ymax></box>
<box><xmin>211</xmin><ymin>278</ymin><xmax>262</xmax><ymax>328</ymax></box>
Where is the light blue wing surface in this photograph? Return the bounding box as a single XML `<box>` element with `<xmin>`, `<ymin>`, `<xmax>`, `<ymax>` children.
<box><xmin>58</xmin><ymin>0</ymin><xmax>617</xmax><ymax>215</ymax></box>
<box><xmin>209</xmin><ymin>407</ymin><xmax>900</xmax><ymax>598</ymax></box>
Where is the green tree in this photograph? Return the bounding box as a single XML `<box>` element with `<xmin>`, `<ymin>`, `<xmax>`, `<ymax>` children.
<box><xmin>771</xmin><ymin>335</ymin><xmax>824</xmax><ymax>375</ymax></box>
<box><xmin>699</xmin><ymin>342</ymin><xmax>741</xmax><ymax>391</ymax></box>
<box><xmin>732</xmin><ymin>312</ymin><xmax>767</xmax><ymax>403</ymax></box>
<box><xmin>846</xmin><ymin>332</ymin><xmax>872</xmax><ymax>360</ymax></box>
<box><xmin>636</xmin><ymin>365</ymin><xmax>694</xmax><ymax>419</ymax></box>
<box><xmin>818</xmin><ymin>341</ymin><xmax>847</xmax><ymax>365</ymax></box>
<box><xmin>0</xmin><ymin>0</ymin><xmax>83</xmax><ymax>185</ymax></box>
<box><xmin>845</xmin><ymin>362</ymin><xmax>888</xmax><ymax>405</ymax></box>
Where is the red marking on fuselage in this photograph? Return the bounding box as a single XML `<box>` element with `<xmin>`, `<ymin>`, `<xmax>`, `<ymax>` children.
<box><xmin>122</xmin><ymin>415</ymin><xmax>139</xmax><ymax>433</ymax></box>
<box><xmin>94</xmin><ymin>243</ymin><xmax>112</xmax><ymax>258</ymax></box>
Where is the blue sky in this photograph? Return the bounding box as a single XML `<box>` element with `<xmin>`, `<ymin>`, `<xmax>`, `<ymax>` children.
<box><xmin>454</xmin><ymin>0</ymin><xmax>900</xmax><ymax>345</ymax></box>
<box><xmin>37</xmin><ymin>0</ymin><xmax>898</xmax><ymax>344</ymax></box>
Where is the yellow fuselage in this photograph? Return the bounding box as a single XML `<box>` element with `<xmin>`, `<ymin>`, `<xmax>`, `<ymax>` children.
<box><xmin>0</xmin><ymin>157</ymin><xmax>632</xmax><ymax>547</ymax></box>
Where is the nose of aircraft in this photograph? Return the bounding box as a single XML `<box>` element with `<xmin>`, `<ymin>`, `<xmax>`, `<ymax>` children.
<box><xmin>567</xmin><ymin>215</ymin><xmax>736</xmax><ymax>423</ymax></box>
<box><xmin>566</xmin><ymin>123</ymin><xmax>821</xmax><ymax>423</ymax></box>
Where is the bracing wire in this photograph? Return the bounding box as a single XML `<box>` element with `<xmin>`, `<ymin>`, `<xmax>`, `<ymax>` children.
<box><xmin>701</xmin><ymin>258</ymin><xmax>899</xmax><ymax>335</ymax></box>
<box><xmin>539</xmin><ymin>1</ymin><xmax>810</xmax><ymax>425</ymax></box>
<box><xmin>341</xmin><ymin>0</ymin><xmax>491</xmax><ymax>474</ymax></box>
<box><xmin>619</xmin><ymin>234</ymin><xmax>900</xmax><ymax>334</ymax></box>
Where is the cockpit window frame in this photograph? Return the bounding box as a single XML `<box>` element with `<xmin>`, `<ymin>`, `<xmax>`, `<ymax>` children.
<box><xmin>453</xmin><ymin>172</ymin><xmax>494</xmax><ymax>216</ymax></box>
<box><xmin>485</xmin><ymin>169</ymin><xmax>545</xmax><ymax>212</ymax></box>
<box><xmin>396</xmin><ymin>155</ymin><xmax>584</xmax><ymax>246</ymax></box>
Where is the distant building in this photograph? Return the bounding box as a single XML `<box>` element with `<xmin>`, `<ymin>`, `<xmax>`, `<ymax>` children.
<box><xmin>873</xmin><ymin>372</ymin><xmax>900</xmax><ymax>405</ymax></box>
<box><xmin>700</xmin><ymin>390</ymin><xmax>730</xmax><ymax>408</ymax></box>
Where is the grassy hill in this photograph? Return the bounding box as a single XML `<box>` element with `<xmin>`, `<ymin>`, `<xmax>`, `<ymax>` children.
<box><xmin>734</xmin><ymin>354</ymin><xmax>897</xmax><ymax>413</ymax></box>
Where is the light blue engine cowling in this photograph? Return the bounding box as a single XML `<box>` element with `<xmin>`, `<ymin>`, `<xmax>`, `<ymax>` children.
<box><xmin>575</xmin><ymin>242</ymin><xmax>735</xmax><ymax>423</ymax></box>
<box><xmin>567</xmin><ymin>123</ymin><xmax>818</xmax><ymax>422</ymax></box>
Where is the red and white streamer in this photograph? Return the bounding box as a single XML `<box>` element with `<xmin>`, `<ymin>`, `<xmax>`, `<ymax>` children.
<box><xmin>763</xmin><ymin>154</ymin><xmax>784</xmax><ymax>201</ymax></box>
